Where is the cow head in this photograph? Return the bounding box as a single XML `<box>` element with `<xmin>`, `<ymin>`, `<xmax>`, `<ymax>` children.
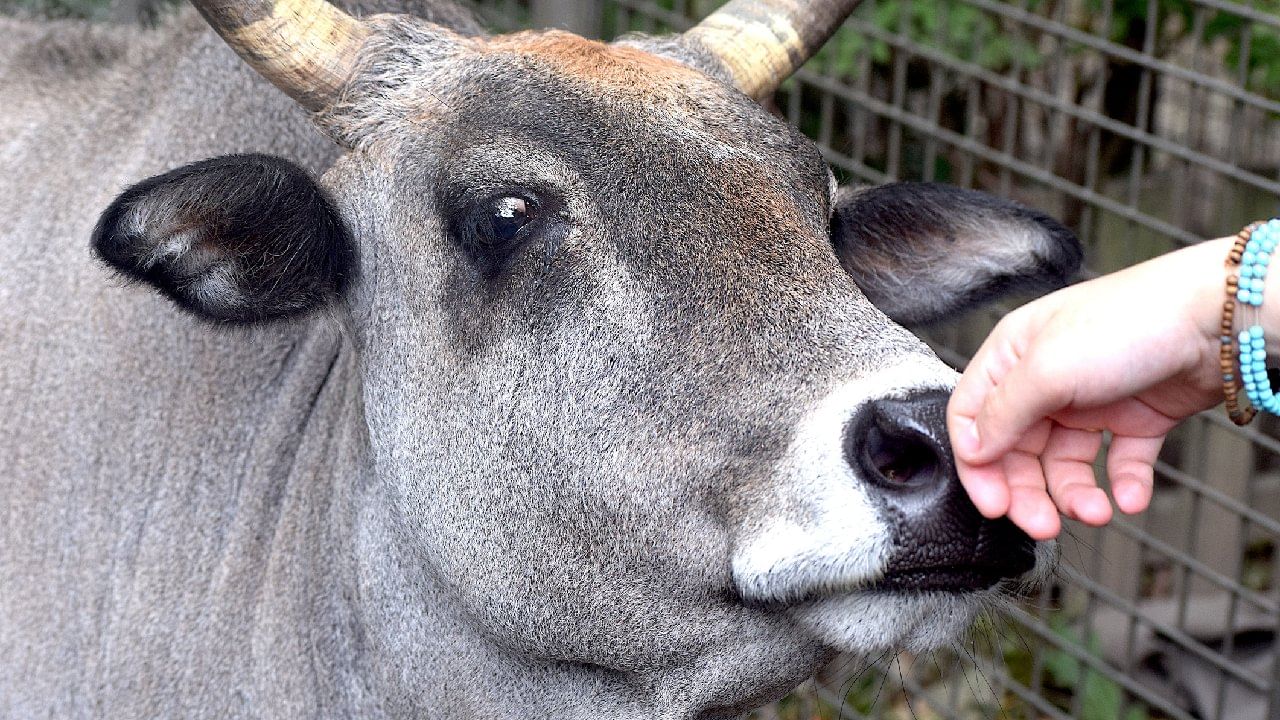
<box><xmin>92</xmin><ymin>0</ymin><xmax>1077</xmax><ymax>715</ymax></box>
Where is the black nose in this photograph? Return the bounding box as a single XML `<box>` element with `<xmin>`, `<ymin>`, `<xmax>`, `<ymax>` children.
<box><xmin>848</xmin><ymin>389</ymin><xmax>953</xmax><ymax>499</ymax></box>
<box><xmin>845</xmin><ymin>389</ymin><xmax>1038</xmax><ymax>592</ymax></box>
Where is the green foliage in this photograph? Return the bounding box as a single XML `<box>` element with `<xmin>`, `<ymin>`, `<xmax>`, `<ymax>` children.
<box><xmin>1214</xmin><ymin>11</ymin><xmax>1280</xmax><ymax>98</ymax></box>
<box><xmin>1089</xmin><ymin>0</ymin><xmax>1280</xmax><ymax>97</ymax></box>
<box><xmin>1042</xmin><ymin>616</ymin><xmax>1151</xmax><ymax>720</ymax></box>
<box><xmin>807</xmin><ymin>0</ymin><xmax>1045</xmax><ymax>80</ymax></box>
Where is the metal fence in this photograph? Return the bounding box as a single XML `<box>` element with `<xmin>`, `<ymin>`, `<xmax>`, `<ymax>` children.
<box><xmin>475</xmin><ymin>1</ymin><xmax>1280</xmax><ymax>717</ymax></box>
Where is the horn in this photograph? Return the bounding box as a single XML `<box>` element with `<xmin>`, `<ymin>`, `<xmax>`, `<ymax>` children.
<box><xmin>685</xmin><ymin>0</ymin><xmax>864</xmax><ymax>100</ymax></box>
<box><xmin>190</xmin><ymin>0</ymin><xmax>370</xmax><ymax>112</ymax></box>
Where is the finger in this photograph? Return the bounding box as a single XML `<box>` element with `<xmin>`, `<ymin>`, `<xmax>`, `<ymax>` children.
<box><xmin>1106</xmin><ymin>434</ymin><xmax>1164</xmax><ymax>515</ymax></box>
<box><xmin>1003</xmin><ymin>450</ymin><xmax>1061</xmax><ymax>540</ymax></box>
<box><xmin>1041</xmin><ymin>425</ymin><xmax>1111</xmax><ymax>526</ymax></box>
<box><xmin>955</xmin><ymin>417</ymin><xmax>1050</xmax><ymax>520</ymax></box>
<box><xmin>948</xmin><ymin>313</ymin><xmax>1034</xmax><ymax>460</ymax></box>
<box><xmin>956</xmin><ymin>456</ymin><xmax>1011</xmax><ymax>519</ymax></box>
<box><xmin>969</xmin><ymin>347</ymin><xmax>1073</xmax><ymax>467</ymax></box>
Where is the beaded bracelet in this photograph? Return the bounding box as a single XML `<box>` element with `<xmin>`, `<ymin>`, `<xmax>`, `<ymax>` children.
<box><xmin>1234</xmin><ymin>219</ymin><xmax>1280</xmax><ymax>418</ymax></box>
<box><xmin>1223</xmin><ymin>223</ymin><xmax>1261</xmax><ymax>425</ymax></box>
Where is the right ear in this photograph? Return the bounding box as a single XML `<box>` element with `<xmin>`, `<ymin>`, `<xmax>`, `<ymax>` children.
<box><xmin>93</xmin><ymin>154</ymin><xmax>356</xmax><ymax>323</ymax></box>
<box><xmin>830</xmin><ymin>182</ymin><xmax>1082</xmax><ymax>325</ymax></box>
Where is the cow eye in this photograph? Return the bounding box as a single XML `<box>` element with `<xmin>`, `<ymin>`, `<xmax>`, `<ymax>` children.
<box><xmin>481</xmin><ymin>194</ymin><xmax>536</xmax><ymax>246</ymax></box>
<box><xmin>450</xmin><ymin>189</ymin><xmax>553</xmax><ymax>275</ymax></box>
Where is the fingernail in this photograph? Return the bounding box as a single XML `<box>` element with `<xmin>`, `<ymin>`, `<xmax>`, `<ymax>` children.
<box><xmin>955</xmin><ymin>418</ymin><xmax>981</xmax><ymax>455</ymax></box>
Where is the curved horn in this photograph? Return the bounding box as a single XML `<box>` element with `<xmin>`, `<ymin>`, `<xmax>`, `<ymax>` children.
<box><xmin>191</xmin><ymin>0</ymin><xmax>370</xmax><ymax>112</ymax></box>
<box><xmin>685</xmin><ymin>0</ymin><xmax>864</xmax><ymax>100</ymax></box>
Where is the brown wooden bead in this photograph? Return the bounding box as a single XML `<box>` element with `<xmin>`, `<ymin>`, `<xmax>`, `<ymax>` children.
<box><xmin>1223</xmin><ymin>222</ymin><xmax>1262</xmax><ymax>426</ymax></box>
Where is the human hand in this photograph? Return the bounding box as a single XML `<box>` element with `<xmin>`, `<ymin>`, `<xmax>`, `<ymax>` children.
<box><xmin>946</xmin><ymin>237</ymin><xmax>1235</xmax><ymax>539</ymax></box>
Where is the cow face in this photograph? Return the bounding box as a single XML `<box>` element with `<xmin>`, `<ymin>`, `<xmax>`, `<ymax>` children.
<box><xmin>92</xmin><ymin>7</ymin><xmax>1077</xmax><ymax>716</ymax></box>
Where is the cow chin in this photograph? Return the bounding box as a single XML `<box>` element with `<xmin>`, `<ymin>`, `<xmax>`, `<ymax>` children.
<box><xmin>790</xmin><ymin>590</ymin><xmax>998</xmax><ymax>654</ymax></box>
<box><xmin>789</xmin><ymin>539</ymin><xmax>1055</xmax><ymax>655</ymax></box>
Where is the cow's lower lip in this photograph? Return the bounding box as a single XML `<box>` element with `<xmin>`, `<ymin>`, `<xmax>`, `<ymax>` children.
<box><xmin>868</xmin><ymin>566</ymin><xmax>1017</xmax><ymax>593</ymax></box>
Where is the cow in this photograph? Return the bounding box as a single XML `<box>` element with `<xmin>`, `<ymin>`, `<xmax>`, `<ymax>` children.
<box><xmin>0</xmin><ymin>0</ymin><xmax>1080</xmax><ymax>717</ymax></box>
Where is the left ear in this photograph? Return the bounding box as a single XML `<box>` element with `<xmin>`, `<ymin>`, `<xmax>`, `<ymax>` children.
<box><xmin>93</xmin><ymin>154</ymin><xmax>355</xmax><ymax>324</ymax></box>
<box><xmin>831</xmin><ymin>182</ymin><xmax>1083</xmax><ymax>325</ymax></box>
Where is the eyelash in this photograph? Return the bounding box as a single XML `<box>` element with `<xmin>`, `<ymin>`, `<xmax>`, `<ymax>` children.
<box><xmin>450</xmin><ymin>190</ymin><xmax>546</xmax><ymax>275</ymax></box>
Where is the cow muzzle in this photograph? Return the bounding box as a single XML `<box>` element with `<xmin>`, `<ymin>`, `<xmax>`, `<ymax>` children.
<box><xmin>846</xmin><ymin>389</ymin><xmax>1037</xmax><ymax>593</ymax></box>
<box><xmin>730</xmin><ymin>359</ymin><xmax>1048</xmax><ymax>609</ymax></box>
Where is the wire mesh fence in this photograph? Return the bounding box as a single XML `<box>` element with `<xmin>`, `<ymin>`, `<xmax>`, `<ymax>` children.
<box><xmin>473</xmin><ymin>0</ymin><xmax>1280</xmax><ymax>717</ymax></box>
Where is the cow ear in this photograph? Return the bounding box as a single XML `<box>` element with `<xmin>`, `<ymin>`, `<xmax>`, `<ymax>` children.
<box><xmin>831</xmin><ymin>182</ymin><xmax>1083</xmax><ymax>325</ymax></box>
<box><xmin>93</xmin><ymin>154</ymin><xmax>356</xmax><ymax>324</ymax></box>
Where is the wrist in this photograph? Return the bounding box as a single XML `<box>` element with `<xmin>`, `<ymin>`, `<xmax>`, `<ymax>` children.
<box><xmin>1174</xmin><ymin>236</ymin><xmax>1236</xmax><ymax>345</ymax></box>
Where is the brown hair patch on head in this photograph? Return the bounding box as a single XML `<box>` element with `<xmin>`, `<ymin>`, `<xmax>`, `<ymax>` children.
<box><xmin>481</xmin><ymin>30</ymin><xmax>724</xmax><ymax>105</ymax></box>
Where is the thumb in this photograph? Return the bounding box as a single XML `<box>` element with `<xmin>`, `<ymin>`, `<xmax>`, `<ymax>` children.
<box><xmin>968</xmin><ymin>350</ymin><xmax>1072</xmax><ymax>464</ymax></box>
<box><xmin>949</xmin><ymin>304</ymin><xmax>1071</xmax><ymax>466</ymax></box>
<box><xmin>949</xmin><ymin>309</ymin><xmax>1056</xmax><ymax>463</ymax></box>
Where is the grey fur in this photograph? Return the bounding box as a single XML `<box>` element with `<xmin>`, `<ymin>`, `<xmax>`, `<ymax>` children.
<box><xmin>0</xmin><ymin>7</ymin><xmax>1071</xmax><ymax>719</ymax></box>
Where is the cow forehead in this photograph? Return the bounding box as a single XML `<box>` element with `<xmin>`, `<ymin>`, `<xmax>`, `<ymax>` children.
<box><xmin>343</xmin><ymin>20</ymin><xmax>837</xmax><ymax>274</ymax></box>
<box><xmin>423</xmin><ymin>31</ymin><xmax>832</xmax><ymax>208</ymax></box>
<box><xmin>480</xmin><ymin>30</ymin><xmax>719</xmax><ymax>102</ymax></box>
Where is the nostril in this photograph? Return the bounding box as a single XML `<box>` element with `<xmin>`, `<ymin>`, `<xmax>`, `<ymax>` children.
<box><xmin>863</xmin><ymin>417</ymin><xmax>941</xmax><ymax>487</ymax></box>
<box><xmin>846</xmin><ymin>390</ymin><xmax>953</xmax><ymax>493</ymax></box>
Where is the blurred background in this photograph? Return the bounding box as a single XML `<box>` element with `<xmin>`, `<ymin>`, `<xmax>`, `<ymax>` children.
<box><xmin>7</xmin><ymin>0</ymin><xmax>1279</xmax><ymax>717</ymax></box>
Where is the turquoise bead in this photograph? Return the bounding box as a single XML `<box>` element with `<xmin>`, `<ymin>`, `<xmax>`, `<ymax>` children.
<box><xmin>1233</xmin><ymin>221</ymin><xmax>1280</xmax><ymax>418</ymax></box>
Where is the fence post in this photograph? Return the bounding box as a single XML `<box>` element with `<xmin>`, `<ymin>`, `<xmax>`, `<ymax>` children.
<box><xmin>530</xmin><ymin>0</ymin><xmax>602</xmax><ymax>38</ymax></box>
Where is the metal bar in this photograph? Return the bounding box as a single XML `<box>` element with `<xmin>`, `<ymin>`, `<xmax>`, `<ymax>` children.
<box><xmin>797</xmin><ymin>69</ymin><xmax>1208</xmax><ymax>245</ymax></box>
<box><xmin>530</xmin><ymin>0</ymin><xmax>601</xmax><ymax>37</ymax></box>
<box><xmin>960</xmin><ymin>0</ymin><xmax>1280</xmax><ymax>116</ymax></box>
<box><xmin>609</xmin><ymin>0</ymin><xmax>695</xmax><ymax>30</ymax></box>
<box><xmin>840</xmin><ymin>18</ymin><xmax>1280</xmax><ymax>198</ymax></box>
<box><xmin>1005</xmin><ymin>602</ymin><xmax>1239</xmax><ymax>719</ymax></box>
<box><xmin>1150</xmin><ymin>459</ymin><xmax>1280</xmax><ymax>538</ymax></box>
<box><xmin>1182</xmin><ymin>0</ymin><xmax>1280</xmax><ymax>30</ymax></box>
<box><xmin>1049</xmin><ymin>565</ymin><xmax>1273</xmax><ymax>692</ymax></box>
